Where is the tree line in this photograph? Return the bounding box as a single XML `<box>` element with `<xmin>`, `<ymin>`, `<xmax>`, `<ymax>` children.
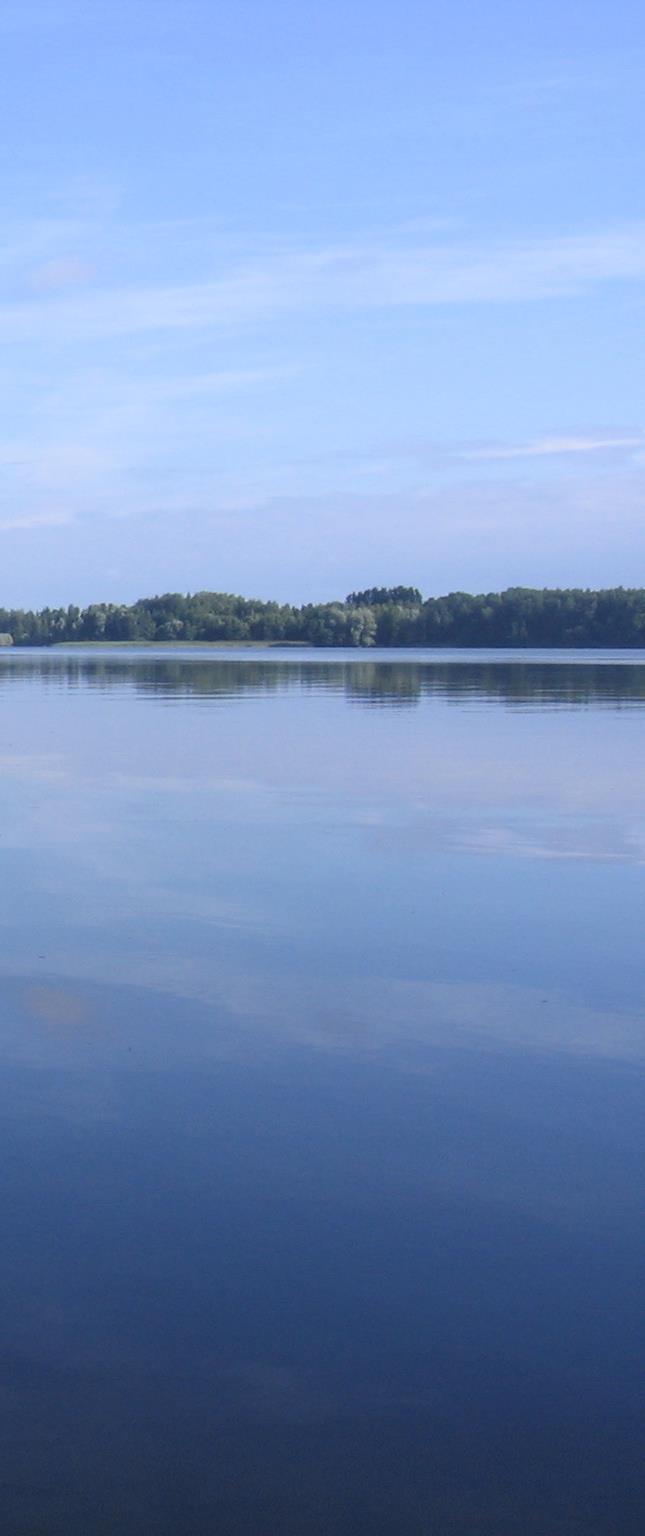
<box><xmin>2</xmin><ymin>585</ymin><xmax>645</xmax><ymax>647</ymax></box>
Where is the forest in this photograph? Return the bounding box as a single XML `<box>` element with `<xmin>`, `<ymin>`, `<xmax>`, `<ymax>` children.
<box><xmin>2</xmin><ymin>585</ymin><xmax>645</xmax><ymax>647</ymax></box>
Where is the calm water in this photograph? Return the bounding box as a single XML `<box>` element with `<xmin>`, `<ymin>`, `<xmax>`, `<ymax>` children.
<box><xmin>1</xmin><ymin>647</ymin><xmax>644</xmax><ymax>1535</ymax></box>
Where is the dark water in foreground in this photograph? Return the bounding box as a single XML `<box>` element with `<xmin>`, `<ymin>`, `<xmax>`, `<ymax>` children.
<box><xmin>1</xmin><ymin>647</ymin><xmax>644</xmax><ymax>1534</ymax></box>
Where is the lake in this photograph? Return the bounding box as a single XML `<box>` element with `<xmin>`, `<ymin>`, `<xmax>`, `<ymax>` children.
<box><xmin>0</xmin><ymin>647</ymin><xmax>644</xmax><ymax>1534</ymax></box>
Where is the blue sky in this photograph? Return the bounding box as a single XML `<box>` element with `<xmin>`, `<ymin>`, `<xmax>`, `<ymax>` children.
<box><xmin>1</xmin><ymin>0</ymin><xmax>644</xmax><ymax>605</ymax></box>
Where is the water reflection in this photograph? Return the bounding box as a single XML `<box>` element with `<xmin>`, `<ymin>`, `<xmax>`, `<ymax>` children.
<box><xmin>0</xmin><ymin>652</ymin><xmax>644</xmax><ymax>1533</ymax></box>
<box><xmin>2</xmin><ymin>646</ymin><xmax>645</xmax><ymax>707</ymax></box>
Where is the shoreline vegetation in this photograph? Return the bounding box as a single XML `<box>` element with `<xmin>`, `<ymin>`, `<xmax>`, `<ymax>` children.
<box><xmin>50</xmin><ymin>639</ymin><xmax>310</xmax><ymax>649</ymax></box>
<box><xmin>3</xmin><ymin>585</ymin><xmax>645</xmax><ymax>648</ymax></box>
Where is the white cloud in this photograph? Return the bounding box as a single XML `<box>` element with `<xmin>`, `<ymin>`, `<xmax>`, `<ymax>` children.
<box><xmin>0</xmin><ymin>510</ymin><xmax>72</xmax><ymax>532</ymax></box>
<box><xmin>1</xmin><ymin>222</ymin><xmax>645</xmax><ymax>343</ymax></box>
<box><xmin>465</xmin><ymin>434</ymin><xmax>645</xmax><ymax>461</ymax></box>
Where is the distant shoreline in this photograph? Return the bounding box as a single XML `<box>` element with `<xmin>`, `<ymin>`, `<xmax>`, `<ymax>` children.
<box><xmin>49</xmin><ymin>638</ymin><xmax>309</xmax><ymax>650</ymax></box>
<box><xmin>3</xmin><ymin>587</ymin><xmax>645</xmax><ymax>647</ymax></box>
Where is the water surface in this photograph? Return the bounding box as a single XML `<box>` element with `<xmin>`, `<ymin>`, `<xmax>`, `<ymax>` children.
<box><xmin>1</xmin><ymin>648</ymin><xmax>644</xmax><ymax>1534</ymax></box>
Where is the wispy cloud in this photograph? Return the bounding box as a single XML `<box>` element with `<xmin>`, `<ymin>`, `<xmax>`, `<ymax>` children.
<box><xmin>0</xmin><ymin>510</ymin><xmax>72</xmax><ymax>532</ymax></box>
<box><xmin>29</xmin><ymin>257</ymin><xmax>96</xmax><ymax>293</ymax></box>
<box><xmin>2</xmin><ymin>222</ymin><xmax>645</xmax><ymax>343</ymax></box>
<box><xmin>465</xmin><ymin>433</ymin><xmax>645</xmax><ymax>461</ymax></box>
<box><xmin>141</xmin><ymin>365</ymin><xmax>298</xmax><ymax>403</ymax></box>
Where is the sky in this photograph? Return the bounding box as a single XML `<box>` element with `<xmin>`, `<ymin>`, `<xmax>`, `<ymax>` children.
<box><xmin>0</xmin><ymin>0</ymin><xmax>644</xmax><ymax>607</ymax></box>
